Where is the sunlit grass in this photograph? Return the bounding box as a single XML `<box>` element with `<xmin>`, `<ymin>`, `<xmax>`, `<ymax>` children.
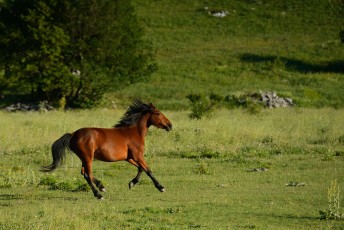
<box><xmin>0</xmin><ymin>108</ymin><xmax>343</xmax><ymax>228</ymax></box>
<box><xmin>109</xmin><ymin>0</ymin><xmax>344</xmax><ymax>109</ymax></box>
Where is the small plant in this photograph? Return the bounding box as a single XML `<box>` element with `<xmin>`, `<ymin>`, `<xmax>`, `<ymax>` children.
<box><xmin>338</xmin><ymin>135</ymin><xmax>344</xmax><ymax>144</ymax></box>
<box><xmin>224</xmin><ymin>93</ymin><xmax>262</xmax><ymax>114</ymax></box>
<box><xmin>286</xmin><ymin>181</ymin><xmax>305</xmax><ymax>187</ymax></box>
<box><xmin>39</xmin><ymin>176</ymin><xmax>58</xmax><ymax>186</ymax></box>
<box><xmin>246</xmin><ymin>98</ymin><xmax>262</xmax><ymax>115</ymax></box>
<box><xmin>195</xmin><ymin>162</ymin><xmax>210</xmax><ymax>175</ymax></box>
<box><xmin>179</xmin><ymin>146</ymin><xmax>221</xmax><ymax>159</ymax></box>
<box><xmin>49</xmin><ymin>181</ymin><xmax>74</xmax><ymax>191</ymax></box>
<box><xmin>73</xmin><ymin>182</ymin><xmax>90</xmax><ymax>192</ymax></box>
<box><xmin>319</xmin><ymin>179</ymin><xmax>343</xmax><ymax>220</ymax></box>
<box><xmin>186</xmin><ymin>94</ymin><xmax>214</xmax><ymax>119</ymax></box>
<box><xmin>261</xmin><ymin>136</ymin><xmax>273</xmax><ymax>144</ymax></box>
<box><xmin>40</xmin><ymin>176</ymin><xmax>89</xmax><ymax>192</ymax></box>
<box><xmin>335</xmin><ymin>151</ymin><xmax>344</xmax><ymax>157</ymax></box>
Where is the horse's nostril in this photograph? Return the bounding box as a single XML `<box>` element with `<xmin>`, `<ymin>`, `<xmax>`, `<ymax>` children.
<box><xmin>163</xmin><ymin>123</ymin><xmax>172</xmax><ymax>131</ymax></box>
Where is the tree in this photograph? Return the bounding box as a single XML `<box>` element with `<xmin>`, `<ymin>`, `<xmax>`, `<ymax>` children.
<box><xmin>0</xmin><ymin>0</ymin><xmax>156</xmax><ymax>107</ymax></box>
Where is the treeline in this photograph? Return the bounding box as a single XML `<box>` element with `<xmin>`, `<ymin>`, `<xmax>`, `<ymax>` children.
<box><xmin>0</xmin><ymin>0</ymin><xmax>156</xmax><ymax>108</ymax></box>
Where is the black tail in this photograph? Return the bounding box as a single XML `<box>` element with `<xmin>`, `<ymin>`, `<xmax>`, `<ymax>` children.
<box><xmin>41</xmin><ymin>133</ymin><xmax>72</xmax><ymax>172</ymax></box>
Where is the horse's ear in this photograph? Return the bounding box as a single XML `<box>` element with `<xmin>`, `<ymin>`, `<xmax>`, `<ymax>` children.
<box><xmin>149</xmin><ymin>103</ymin><xmax>156</xmax><ymax>110</ymax></box>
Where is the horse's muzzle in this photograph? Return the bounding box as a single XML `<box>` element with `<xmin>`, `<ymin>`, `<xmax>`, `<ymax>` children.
<box><xmin>164</xmin><ymin>124</ymin><xmax>172</xmax><ymax>132</ymax></box>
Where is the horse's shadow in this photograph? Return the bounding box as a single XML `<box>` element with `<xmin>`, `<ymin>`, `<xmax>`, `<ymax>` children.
<box><xmin>240</xmin><ymin>53</ymin><xmax>344</xmax><ymax>74</ymax></box>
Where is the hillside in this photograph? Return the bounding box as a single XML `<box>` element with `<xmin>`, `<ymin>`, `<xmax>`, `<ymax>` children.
<box><xmin>110</xmin><ymin>0</ymin><xmax>344</xmax><ymax>109</ymax></box>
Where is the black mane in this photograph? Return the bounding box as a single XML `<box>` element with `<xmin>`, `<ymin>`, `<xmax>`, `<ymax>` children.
<box><xmin>114</xmin><ymin>99</ymin><xmax>152</xmax><ymax>128</ymax></box>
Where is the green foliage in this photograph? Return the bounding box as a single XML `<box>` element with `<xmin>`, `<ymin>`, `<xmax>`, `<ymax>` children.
<box><xmin>0</xmin><ymin>0</ymin><xmax>155</xmax><ymax>107</ymax></box>
<box><xmin>340</xmin><ymin>30</ymin><xmax>344</xmax><ymax>43</ymax></box>
<box><xmin>338</xmin><ymin>135</ymin><xmax>344</xmax><ymax>144</ymax></box>
<box><xmin>179</xmin><ymin>148</ymin><xmax>222</xmax><ymax>159</ymax></box>
<box><xmin>194</xmin><ymin>162</ymin><xmax>211</xmax><ymax>175</ymax></box>
<box><xmin>230</xmin><ymin>96</ymin><xmax>262</xmax><ymax>114</ymax></box>
<box><xmin>187</xmin><ymin>92</ymin><xmax>265</xmax><ymax>119</ymax></box>
<box><xmin>39</xmin><ymin>176</ymin><xmax>57</xmax><ymax>186</ymax></box>
<box><xmin>186</xmin><ymin>91</ymin><xmax>265</xmax><ymax>119</ymax></box>
<box><xmin>186</xmin><ymin>94</ymin><xmax>214</xmax><ymax>119</ymax></box>
<box><xmin>39</xmin><ymin>176</ymin><xmax>89</xmax><ymax>192</ymax></box>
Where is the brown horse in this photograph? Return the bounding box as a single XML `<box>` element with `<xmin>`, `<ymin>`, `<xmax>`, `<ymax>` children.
<box><xmin>42</xmin><ymin>99</ymin><xmax>172</xmax><ymax>199</ymax></box>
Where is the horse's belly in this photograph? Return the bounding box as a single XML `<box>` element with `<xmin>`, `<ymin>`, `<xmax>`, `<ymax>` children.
<box><xmin>94</xmin><ymin>148</ymin><xmax>127</xmax><ymax>162</ymax></box>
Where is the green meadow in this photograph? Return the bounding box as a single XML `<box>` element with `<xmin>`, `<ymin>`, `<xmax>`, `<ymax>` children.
<box><xmin>0</xmin><ymin>108</ymin><xmax>344</xmax><ymax>229</ymax></box>
<box><xmin>110</xmin><ymin>0</ymin><xmax>344</xmax><ymax>110</ymax></box>
<box><xmin>1</xmin><ymin>0</ymin><xmax>344</xmax><ymax>229</ymax></box>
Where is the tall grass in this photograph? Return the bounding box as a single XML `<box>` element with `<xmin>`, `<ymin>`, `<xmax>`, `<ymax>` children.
<box><xmin>2</xmin><ymin>108</ymin><xmax>344</xmax><ymax>159</ymax></box>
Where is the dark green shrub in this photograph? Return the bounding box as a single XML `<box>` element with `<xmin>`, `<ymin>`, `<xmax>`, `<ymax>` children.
<box><xmin>49</xmin><ymin>181</ymin><xmax>74</xmax><ymax>191</ymax></box>
<box><xmin>179</xmin><ymin>148</ymin><xmax>221</xmax><ymax>159</ymax></box>
<box><xmin>39</xmin><ymin>176</ymin><xmax>58</xmax><ymax>186</ymax></box>
<box><xmin>224</xmin><ymin>93</ymin><xmax>262</xmax><ymax>114</ymax></box>
<box><xmin>0</xmin><ymin>0</ymin><xmax>155</xmax><ymax>108</ymax></box>
<box><xmin>186</xmin><ymin>94</ymin><xmax>214</xmax><ymax>119</ymax></box>
<box><xmin>194</xmin><ymin>163</ymin><xmax>211</xmax><ymax>175</ymax></box>
<box><xmin>340</xmin><ymin>30</ymin><xmax>344</xmax><ymax>43</ymax></box>
<box><xmin>338</xmin><ymin>135</ymin><xmax>344</xmax><ymax>144</ymax></box>
<box><xmin>73</xmin><ymin>182</ymin><xmax>90</xmax><ymax>192</ymax></box>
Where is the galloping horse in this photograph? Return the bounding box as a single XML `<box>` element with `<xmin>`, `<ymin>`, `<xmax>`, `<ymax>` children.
<box><xmin>42</xmin><ymin>99</ymin><xmax>172</xmax><ymax>199</ymax></box>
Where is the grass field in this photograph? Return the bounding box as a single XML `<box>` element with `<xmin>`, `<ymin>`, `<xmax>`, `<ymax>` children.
<box><xmin>108</xmin><ymin>0</ymin><xmax>344</xmax><ymax>109</ymax></box>
<box><xmin>1</xmin><ymin>0</ymin><xmax>344</xmax><ymax>229</ymax></box>
<box><xmin>0</xmin><ymin>108</ymin><xmax>343</xmax><ymax>229</ymax></box>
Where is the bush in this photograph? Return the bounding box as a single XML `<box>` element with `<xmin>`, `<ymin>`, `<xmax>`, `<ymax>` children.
<box><xmin>39</xmin><ymin>176</ymin><xmax>58</xmax><ymax>186</ymax></box>
<box><xmin>39</xmin><ymin>176</ymin><xmax>89</xmax><ymax>192</ymax></box>
<box><xmin>340</xmin><ymin>30</ymin><xmax>344</xmax><ymax>43</ymax></box>
<box><xmin>186</xmin><ymin>94</ymin><xmax>214</xmax><ymax>119</ymax></box>
<box><xmin>0</xmin><ymin>0</ymin><xmax>156</xmax><ymax>108</ymax></box>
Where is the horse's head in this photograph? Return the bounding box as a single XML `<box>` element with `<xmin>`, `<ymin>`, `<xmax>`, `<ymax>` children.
<box><xmin>148</xmin><ymin>103</ymin><xmax>172</xmax><ymax>131</ymax></box>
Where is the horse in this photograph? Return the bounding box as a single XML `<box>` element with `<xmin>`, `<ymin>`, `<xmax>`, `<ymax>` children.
<box><xmin>41</xmin><ymin>99</ymin><xmax>172</xmax><ymax>199</ymax></box>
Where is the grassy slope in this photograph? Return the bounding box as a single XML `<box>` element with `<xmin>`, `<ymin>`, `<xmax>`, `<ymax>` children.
<box><xmin>110</xmin><ymin>0</ymin><xmax>344</xmax><ymax>109</ymax></box>
<box><xmin>0</xmin><ymin>109</ymin><xmax>343</xmax><ymax>229</ymax></box>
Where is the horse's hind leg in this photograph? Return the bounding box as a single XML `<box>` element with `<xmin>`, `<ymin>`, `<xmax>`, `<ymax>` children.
<box><xmin>82</xmin><ymin>162</ymin><xmax>103</xmax><ymax>199</ymax></box>
<box><xmin>81</xmin><ymin>165</ymin><xmax>106</xmax><ymax>192</ymax></box>
<box><xmin>93</xmin><ymin>178</ymin><xmax>106</xmax><ymax>192</ymax></box>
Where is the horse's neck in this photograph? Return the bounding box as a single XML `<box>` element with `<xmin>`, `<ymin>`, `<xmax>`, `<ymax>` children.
<box><xmin>136</xmin><ymin>113</ymin><xmax>150</xmax><ymax>137</ymax></box>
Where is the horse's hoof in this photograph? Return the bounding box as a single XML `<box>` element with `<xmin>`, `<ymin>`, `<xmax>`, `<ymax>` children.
<box><xmin>95</xmin><ymin>193</ymin><xmax>103</xmax><ymax>199</ymax></box>
<box><xmin>100</xmin><ymin>188</ymin><xmax>106</xmax><ymax>192</ymax></box>
<box><xmin>129</xmin><ymin>182</ymin><xmax>134</xmax><ymax>190</ymax></box>
<box><xmin>160</xmin><ymin>188</ymin><xmax>165</xmax><ymax>192</ymax></box>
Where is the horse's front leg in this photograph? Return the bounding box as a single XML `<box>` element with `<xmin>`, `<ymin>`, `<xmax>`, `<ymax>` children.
<box><xmin>137</xmin><ymin>157</ymin><xmax>165</xmax><ymax>192</ymax></box>
<box><xmin>127</xmin><ymin>159</ymin><xmax>143</xmax><ymax>189</ymax></box>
